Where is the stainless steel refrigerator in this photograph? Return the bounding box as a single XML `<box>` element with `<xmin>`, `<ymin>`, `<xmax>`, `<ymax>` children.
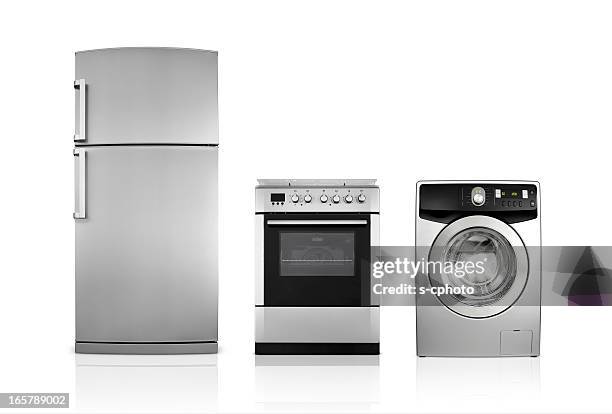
<box><xmin>74</xmin><ymin>48</ymin><xmax>218</xmax><ymax>354</ymax></box>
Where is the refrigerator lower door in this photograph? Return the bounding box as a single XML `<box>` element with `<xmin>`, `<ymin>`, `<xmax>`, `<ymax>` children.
<box><xmin>75</xmin><ymin>146</ymin><xmax>218</xmax><ymax>354</ymax></box>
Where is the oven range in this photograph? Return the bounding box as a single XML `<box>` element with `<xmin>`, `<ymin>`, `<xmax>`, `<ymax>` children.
<box><xmin>255</xmin><ymin>179</ymin><xmax>380</xmax><ymax>355</ymax></box>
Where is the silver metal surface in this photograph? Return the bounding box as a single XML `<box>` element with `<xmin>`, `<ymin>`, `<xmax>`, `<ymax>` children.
<box><xmin>370</xmin><ymin>214</ymin><xmax>380</xmax><ymax>247</ymax></box>
<box><xmin>257</xmin><ymin>179</ymin><xmax>377</xmax><ymax>187</ymax></box>
<box><xmin>75</xmin><ymin>48</ymin><xmax>218</xmax><ymax>145</ymax></box>
<box><xmin>416</xmin><ymin>305</ymin><xmax>541</xmax><ymax>357</ymax></box>
<box><xmin>75</xmin><ymin>146</ymin><xmax>218</xmax><ymax>344</ymax></box>
<box><xmin>75</xmin><ymin>342</ymin><xmax>218</xmax><ymax>355</ymax></box>
<box><xmin>255</xmin><ymin>185</ymin><xmax>379</xmax><ymax>213</ymax></box>
<box><xmin>415</xmin><ymin>180</ymin><xmax>541</xmax><ymax>357</ymax></box>
<box><xmin>370</xmin><ymin>214</ymin><xmax>381</xmax><ymax>306</ymax></box>
<box><xmin>74</xmin><ymin>79</ymin><xmax>86</xmax><ymax>142</ymax></box>
<box><xmin>73</xmin><ymin>148</ymin><xmax>86</xmax><ymax>219</ymax></box>
<box><xmin>500</xmin><ymin>330</ymin><xmax>533</xmax><ymax>356</ymax></box>
<box><xmin>254</xmin><ymin>179</ymin><xmax>380</xmax><ymax>346</ymax></box>
<box><xmin>267</xmin><ymin>220</ymin><xmax>368</xmax><ymax>226</ymax></box>
<box><xmin>255</xmin><ymin>307</ymin><xmax>379</xmax><ymax>343</ymax></box>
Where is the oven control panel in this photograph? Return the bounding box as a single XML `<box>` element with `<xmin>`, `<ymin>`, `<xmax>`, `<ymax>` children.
<box><xmin>256</xmin><ymin>187</ymin><xmax>380</xmax><ymax>213</ymax></box>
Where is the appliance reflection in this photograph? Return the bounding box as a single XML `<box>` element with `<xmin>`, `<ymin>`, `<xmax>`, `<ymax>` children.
<box><xmin>75</xmin><ymin>354</ymin><xmax>218</xmax><ymax>413</ymax></box>
<box><xmin>254</xmin><ymin>355</ymin><xmax>380</xmax><ymax>412</ymax></box>
<box><xmin>416</xmin><ymin>357</ymin><xmax>540</xmax><ymax>412</ymax></box>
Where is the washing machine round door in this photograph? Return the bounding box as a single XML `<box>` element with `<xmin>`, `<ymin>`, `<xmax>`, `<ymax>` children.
<box><xmin>428</xmin><ymin>215</ymin><xmax>529</xmax><ymax>318</ymax></box>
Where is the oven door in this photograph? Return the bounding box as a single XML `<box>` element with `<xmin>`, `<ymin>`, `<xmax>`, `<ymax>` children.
<box><xmin>263</xmin><ymin>213</ymin><xmax>372</xmax><ymax>307</ymax></box>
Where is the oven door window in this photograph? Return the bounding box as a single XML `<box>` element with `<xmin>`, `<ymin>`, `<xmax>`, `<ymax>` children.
<box><xmin>280</xmin><ymin>232</ymin><xmax>355</xmax><ymax>277</ymax></box>
<box><xmin>264</xmin><ymin>214</ymin><xmax>371</xmax><ymax>307</ymax></box>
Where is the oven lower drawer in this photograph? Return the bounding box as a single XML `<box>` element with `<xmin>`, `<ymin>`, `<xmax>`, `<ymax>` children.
<box><xmin>255</xmin><ymin>306</ymin><xmax>379</xmax><ymax>345</ymax></box>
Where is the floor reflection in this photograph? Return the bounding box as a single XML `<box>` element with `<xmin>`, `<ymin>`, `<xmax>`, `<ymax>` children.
<box><xmin>75</xmin><ymin>354</ymin><xmax>218</xmax><ymax>413</ymax></box>
<box><xmin>254</xmin><ymin>355</ymin><xmax>380</xmax><ymax>412</ymax></box>
<box><xmin>416</xmin><ymin>357</ymin><xmax>540</xmax><ymax>412</ymax></box>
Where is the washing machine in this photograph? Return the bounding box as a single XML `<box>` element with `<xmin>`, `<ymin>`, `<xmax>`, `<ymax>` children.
<box><xmin>416</xmin><ymin>181</ymin><xmax>541</xmax><ymax>357</ymax></box>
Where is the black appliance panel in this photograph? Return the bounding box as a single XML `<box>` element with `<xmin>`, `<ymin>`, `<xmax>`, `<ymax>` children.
<box><xmin>419</xmin><ymin>183</ymin><xmax>538</xmax><ymax>224</ymax></box>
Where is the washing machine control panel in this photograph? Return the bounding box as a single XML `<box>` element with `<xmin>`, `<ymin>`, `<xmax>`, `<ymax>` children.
<box><xmin>461</xmin><ymin>184</ymin><xmax>537</xmax><ymax>211</ymax></box>
<box><xmin>419</xmin><ymin>182</ymin><xmax>539</xmax><ymax>224</ymax></box>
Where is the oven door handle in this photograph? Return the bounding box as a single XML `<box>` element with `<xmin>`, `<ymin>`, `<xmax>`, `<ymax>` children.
<box><xmin>266</xmin><ymin>220</ymin><xmax>368</xmax><ymax>226</ymax></box>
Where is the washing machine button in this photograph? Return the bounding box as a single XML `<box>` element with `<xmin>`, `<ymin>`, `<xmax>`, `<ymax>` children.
<box><xmin>474</xmin><ymin>193</ymin><xmax>484</xmax><ymax>205</ymax></box>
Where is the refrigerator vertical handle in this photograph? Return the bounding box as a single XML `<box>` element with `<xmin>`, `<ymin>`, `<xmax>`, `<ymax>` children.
<box><xmin>74</xmin><ymin>79</ymin><xmax>86</xmax><ymax>142</ymax></box>
<box><xmin>73</xmin><ymin>148</ymin><xmax>86</xmax><ymax>219</ymax></box>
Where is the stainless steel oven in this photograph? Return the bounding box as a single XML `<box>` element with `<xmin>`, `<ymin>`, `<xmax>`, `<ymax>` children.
<box><xmin>255</xmin><ymin>179</ymin><xmax>380</xmax><ymax>355</ymax></box>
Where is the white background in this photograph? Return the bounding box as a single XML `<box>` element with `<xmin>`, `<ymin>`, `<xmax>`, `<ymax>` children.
<box><xmin>1</xmin><ymin>0</ymin><xmax>611</xmax><ymax>412</ymax></box>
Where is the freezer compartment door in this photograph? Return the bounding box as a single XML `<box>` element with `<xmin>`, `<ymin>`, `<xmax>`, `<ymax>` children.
<box><xmin>75</xmin><ymin>146</ymin><xmax>218</xmax><ymax>343</ymax></box>
<box><xmin>75</xmin><ymin>48</ymin><xmax>218</xmax><ymax>145</ymax></box>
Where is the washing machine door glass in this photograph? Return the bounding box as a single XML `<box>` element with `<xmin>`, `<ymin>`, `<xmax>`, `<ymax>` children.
<box><xmin>428</xmin><ymin>215</ymin><xmax>529</xmax><ymax>318</ymax></box>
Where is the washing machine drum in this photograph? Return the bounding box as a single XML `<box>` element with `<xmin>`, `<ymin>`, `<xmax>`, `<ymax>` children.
<box><xmin>428</xmin><ymin>215</ymin><xmax>529</xmax><ymax>318</ymax></box>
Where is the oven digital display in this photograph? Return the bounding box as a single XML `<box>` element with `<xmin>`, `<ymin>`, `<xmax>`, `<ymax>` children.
<box><xmin>270</xmin><ymin>193</ymin><xmax>285</xmax><ymax>202</ymax></box>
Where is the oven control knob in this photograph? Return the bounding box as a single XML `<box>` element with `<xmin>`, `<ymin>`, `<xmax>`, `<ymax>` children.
<box><xmin>332</xmin><ymin>195</ymin><xmax>341</xmax><ymax>204</ymax></box>
<box><xmin>357</xmin><ymin>194</ymin><xmax>367</xmax><ymax>203</ymax></box>
<box><xmin>345</xmin><ymin>195</ymin><xmax>353</xmax><ymax>203</ymax></box>
<box><xmin>320</xmin><ymin>194</ymin><xmax>329</xmax><ymax>203</ymax></box>
<box><xmin>291</xmin><ymin>194</ymin><xmax>300</xmax><ymax>203</ymax></box>
<box><xmin>304</xmin><ymin>194</ymin><xmax>312</xmax><ymax>203</ymax></box>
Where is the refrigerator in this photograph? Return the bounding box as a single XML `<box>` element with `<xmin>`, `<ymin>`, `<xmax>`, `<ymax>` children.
<box><xmin>74</xmin><ymin>48</ymin><xmax>218</xmax><ymax>354</ymax></box>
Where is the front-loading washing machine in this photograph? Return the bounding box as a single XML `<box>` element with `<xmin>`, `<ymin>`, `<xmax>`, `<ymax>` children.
<box><xmin>416</xmin><ymin>181</ymin><xmax>541</xmax><ymax>357</ymax></box>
